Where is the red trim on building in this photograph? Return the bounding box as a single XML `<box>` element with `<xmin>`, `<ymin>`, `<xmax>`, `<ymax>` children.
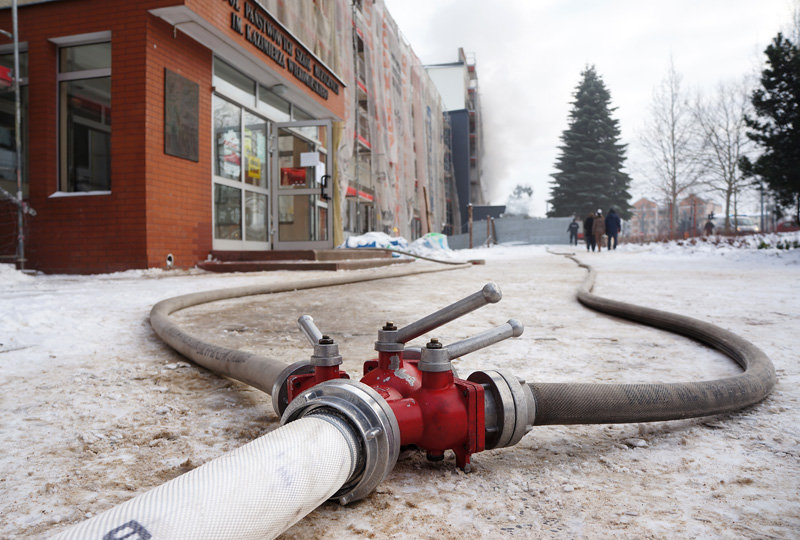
<box><xmin>345</xmin><ymin>185</ymin><xmax>374</xmax><ymax>201</ymax></box>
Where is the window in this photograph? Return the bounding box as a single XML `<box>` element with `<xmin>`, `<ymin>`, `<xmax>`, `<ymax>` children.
<box><xmin>214</xmin><ymin>57</ymin><xmax>255</xmax><ymax>102</ymax></box>
<box><xmin>212</xmin><ymin>95</ymin><xmax>270</xmax><ymax>245</ymax></box>
<box><xmin>258</xmin><ymin>83</ymin><xmax>290</xmax><ymax>122</ymax></box>
<box><xmin>0</xmin><ymin>49</ymin><xmax>28</xmax><ymax>199</ymax></box>
<box><xmin>58</xmin><ymin>41</ymin><xmax>111</xmax><ymax>192</ymax></box>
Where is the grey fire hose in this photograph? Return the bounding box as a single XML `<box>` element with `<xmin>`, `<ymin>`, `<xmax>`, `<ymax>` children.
<box><xmin>52</xmin><ymin>251</ymin><xmax>776</xmax><ymax>539</ymax></box>
<box><xmin>149</xmin><ymin>262</ymin><xmax>469</xmax><ymax>395</ymax></box>
<box><xmin>528</xmin><ymin>253</ymin><xmax>776</xmax><ymax>424</ymax></box>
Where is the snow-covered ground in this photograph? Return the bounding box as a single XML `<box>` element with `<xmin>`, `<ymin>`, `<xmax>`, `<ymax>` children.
<box><xmin>1</xmin><ymin>234</ymin><xmax>799</xmax><ymax>538</ymax></box>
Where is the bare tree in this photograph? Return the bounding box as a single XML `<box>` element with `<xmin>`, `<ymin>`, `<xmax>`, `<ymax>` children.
<box><xmin>640</xmin><ymin>60</ymin><xmax>703</xmax><ymax>236</ymax></box>
<box><xmin>693</xmin><ymin>79</ymin><xmax>754</xmax><ymax>230</ymax></box>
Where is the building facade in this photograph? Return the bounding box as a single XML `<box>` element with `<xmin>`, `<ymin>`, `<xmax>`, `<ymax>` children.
<box><xmin>426</xmin><ymin>48</ymin><xmax>484</xmax><ymax>234</ymax></box>
<box><xmin>0</xmin><ymin>0</ymin><xmax>448</xmax><ymax>273</ymax></box>
<box><xmin>630</xmin><ymin>195</ymin><xmax>720</xmax><ymax>240</ymax></box>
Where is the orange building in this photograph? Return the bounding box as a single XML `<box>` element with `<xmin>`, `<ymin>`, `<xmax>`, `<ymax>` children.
<box><xmin>0</xmin><ymin>0</ymin><xmax>448</xmax><ymax>273</ymax></box>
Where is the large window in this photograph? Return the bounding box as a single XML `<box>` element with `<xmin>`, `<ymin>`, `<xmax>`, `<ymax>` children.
<box><xmin>213</xmin><ymin>95</ymin><xmax>269</xmax><ymax>245</ymax></box>
<box><xmin>0</xmin><ymin>50</ymin><xmax>28</xmax><ymax>199</ymax></box>
<box><xmin>58</xmin><ymin>41</ymin><xmax>111</xmax><ymax>192</ymax></box>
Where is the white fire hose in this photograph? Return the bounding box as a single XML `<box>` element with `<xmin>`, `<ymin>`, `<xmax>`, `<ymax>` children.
<box><xmin>50</xmin><ymin>416</ymin><xmax>358</xmax><ymax>540</ymax></box>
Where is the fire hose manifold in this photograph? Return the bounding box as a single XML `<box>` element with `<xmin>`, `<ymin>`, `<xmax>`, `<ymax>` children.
<box><xmin>52</xmin><ymin>257</ymin><xmax>776</xmax><ymax>539</ymax></box>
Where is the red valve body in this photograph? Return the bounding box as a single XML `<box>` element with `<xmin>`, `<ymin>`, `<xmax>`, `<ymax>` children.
<box><xmin>289</xmin><ymin>350</ymin><xmax>485</xmax><ymax>469</ymax></box>
<box><xmin>287</xmin><ymin>365</ymin><xmax>349</xmax><ymax>402</ymax></box>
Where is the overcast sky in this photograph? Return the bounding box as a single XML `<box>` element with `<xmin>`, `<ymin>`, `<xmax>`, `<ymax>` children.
<box><xmin>383</xmin><ymin>0</ymin><xmax>795</xmax><ymax>216</ymax></box>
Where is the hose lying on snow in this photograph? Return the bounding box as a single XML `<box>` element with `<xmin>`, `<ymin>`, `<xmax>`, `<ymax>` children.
<box><xmin>50</xmin><ymin>415</ymin><xmax>359</xmax><ymax>540</ymax></box>
<box><xmin>53</xmin><ymin>250</ymin><xmax>776</xmax><ymax>539</ymax></box>
<box><xmin>366</xmin><ymin>246</ymin><xmax>480</xmax><ymax>265</ymax></box>
<box><xmin>149</xmin><ymin>262</ymin><xmax>469</xmax><ymax>395</ymax></box>
<box><xmin>528</xmin><ymin>253</ymin><xmax>776</xmax><ymax>425</ymax></box>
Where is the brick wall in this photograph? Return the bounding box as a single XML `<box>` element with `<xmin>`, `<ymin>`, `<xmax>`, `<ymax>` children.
<box><xmin>144</xmin><ymin>15</ymin><xmax>213</xmax><ymax>270</ymax></box>
<box><xmin>0</xmin><ymin>1</ymin><xmax>212</xmax><ymax>273</ymax></box>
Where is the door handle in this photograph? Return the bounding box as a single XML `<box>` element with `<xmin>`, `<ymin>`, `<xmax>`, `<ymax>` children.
<box><xmin>320</xmin><ymin>174</ymin><xmax>331</xmax><ymax>200</ymax></box>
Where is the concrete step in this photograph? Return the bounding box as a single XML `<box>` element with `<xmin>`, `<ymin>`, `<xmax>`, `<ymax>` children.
<box><xmin>209</xmin><ymin>248</ymin><xmax>394</xmax><ymax>263</ymax></box>
<box><xmin>197</xmin><ymin>256</ymin><xmax>412</xmax><ymax>273</ymax></box>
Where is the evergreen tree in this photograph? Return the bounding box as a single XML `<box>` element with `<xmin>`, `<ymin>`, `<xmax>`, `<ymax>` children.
<box><xmin>548</xmin><ymin>66</ymin><xmax>632</xmax><ymax>218</ymax></box>
<box><xmin>740</xmin><ymin>33</ymin><xmax>800</xmax><ymax>223</ymax></box>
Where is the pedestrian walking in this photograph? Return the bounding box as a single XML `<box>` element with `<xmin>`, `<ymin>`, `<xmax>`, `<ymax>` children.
<box><xmin>567</xmin><ymin>218</ymin><xmax>580</xmax><ymax>246</ymax></box>
<box><xmin>592</xmin><ymin>209</ymin><xmax>606</xmax><ymax>252</ymax></box>
<box><xmin>703</xmin><ymin>216</ymin><xmax>715</xmax><ymax>236</ymax></box>
<box><xmin>583</xmin><ymin>213</ymin><xmax>595</xmax><ymax>251</ymax></box>
<box><xmin>605</xmin><ymin>208</ymin><xmax>621</xmax><ymax>250</ymax></box>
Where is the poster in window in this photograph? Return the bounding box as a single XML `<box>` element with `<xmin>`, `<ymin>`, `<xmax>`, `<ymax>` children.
<box><xmin>279</xmin><ymin>196</ymin><xmax>294</xmax><ymax>224</ymax></box>
<box><xmin>218</xmin><ymin>130</ymin><xmax>241</xmax><ymax>179</ymax></box>
<box><xmin>164</xmin><ymin>69</ymin><xmax>199</xmax><ymax>162</ymax></box>
<box><xmin>281</xmin><ymin>167</ymin><xmax>307</xmax><ymax>186</ymax></box>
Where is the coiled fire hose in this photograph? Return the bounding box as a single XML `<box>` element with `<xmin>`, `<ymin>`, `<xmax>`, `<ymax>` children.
<box><xmin>52</xmin><ymin>253</ymin><xmax>775</xmax><ymax>539</ymax></box>
<box><xmin>528</xmin><ymin>253</ymin><xmax>777</xmax><ymax>424</ymax></box>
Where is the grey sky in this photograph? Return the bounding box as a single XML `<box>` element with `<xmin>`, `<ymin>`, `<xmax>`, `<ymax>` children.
<box><xmin>384</xmin><ymin>0</ymin><xmax>794</xmax><ymax>216</ymax></box>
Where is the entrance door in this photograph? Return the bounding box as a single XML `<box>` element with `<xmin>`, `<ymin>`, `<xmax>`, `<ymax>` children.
<box><xmin>272</xmin><ymin>120</ymin><xmax>333</xmax><ymax>250</ymax></box>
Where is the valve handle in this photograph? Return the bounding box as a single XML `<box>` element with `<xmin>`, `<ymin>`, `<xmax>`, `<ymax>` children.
<box><xmin>298</xmin><ymin>315</ymin><xmax>324</xmax><ymax>346</ymax></box>
<box><xmin>394</xmin><ymin>283</ymin><xmax>502</xmax><ymax>344</ymax></box>
<box><xmin>418</xmin><ymin>319</ymin><xmax>523</xmax><ymax>373</ymax></box>
<box><xmin>297</xmin><ymin>315</ymin><xmax>342</xmax><ymax>367</ymax></box>
<box><xmin>446</xmin><ymin>319</ymin><xmax>523</xmax><ymax>360</ymax></box>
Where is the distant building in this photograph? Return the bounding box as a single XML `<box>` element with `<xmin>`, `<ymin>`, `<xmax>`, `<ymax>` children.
<box><xmin>630</xmin><ymin>195</ymin><xmax>720</xmax><ymax>239</ymax></box>
<box><xmin>472</xmin><ymin>205</ymin><xmax>505</xmax><ymax>221</ymax></box>
<box><xmin>630</xmin><ymin>198</ymin><xmax>662</xmax><ymax>238</ymax></box>
<box><xmin>426</xmin><ymin>48</ymin><xmax>485</xmax><ymax>233</ymax></box>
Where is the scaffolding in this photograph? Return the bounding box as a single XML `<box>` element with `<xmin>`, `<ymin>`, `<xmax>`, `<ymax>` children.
<box><xmin>259</xmin><ymin>0</ymin><xmax>448</xmax><ymax>240</ymax></box>
<box><xmin>0</xmin><ymin>0</ymin><xmax>33</xmax><ymax>269</ymax></box>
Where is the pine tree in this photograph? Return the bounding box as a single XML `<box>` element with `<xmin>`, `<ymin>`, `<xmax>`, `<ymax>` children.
<box><xmin>740</xmin><ymin>33</ymin><xmax>800</xmax><ymax>223</ymax></box>
<box><xmin>548</xmin><ymin>66</ymin><xmax>632</xmax><ymax>218</ymax></box>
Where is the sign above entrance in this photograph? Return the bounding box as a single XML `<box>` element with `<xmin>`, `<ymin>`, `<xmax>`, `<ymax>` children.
<box><xmin>224</xmin><ymin>0</ymin><xmax>343</xmax><ymax>102</ymax></box>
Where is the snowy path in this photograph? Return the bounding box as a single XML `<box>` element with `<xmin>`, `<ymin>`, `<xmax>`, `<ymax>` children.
<box><xmin>1</xmin><ymin>241</ymin><xmax>798</xmax><ymax>538</ymax></box>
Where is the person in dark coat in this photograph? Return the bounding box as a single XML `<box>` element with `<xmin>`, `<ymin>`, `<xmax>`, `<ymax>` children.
<box><xmin>583</xmin><ymin>213</ymin><xmax>595</xmax><ymax>251</ymax></box>
<box><xmin>703</xmin><ymin>217</ymin><xmax>715</xmax><ymax>236</ymax></box>
<box><xmin>605</xmin><ymin>208</ymin><xmax>622</xmax><ymax>250</ymax></box>
<box><xmin>567</xmin><ymin>217</ymin><xmax>580</xmax><ymax>246</ymax></box>
<box><xmin>592</xmin><ymin>209</ymin><xmax>606</xmax><ymax>252</ymax></box>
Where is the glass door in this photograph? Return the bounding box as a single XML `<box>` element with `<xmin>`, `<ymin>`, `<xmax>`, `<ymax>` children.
<box><xmin>272</xmin><ymin>119</ymin><xmax>333</xmax><ymax>250</ymax></box>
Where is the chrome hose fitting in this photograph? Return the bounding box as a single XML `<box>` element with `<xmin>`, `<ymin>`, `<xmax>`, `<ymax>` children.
<box><xmin>281</xmin><ymin>379</ymin><xmax>401</xmax><ymax>505</ymax></box>
<box><xmin>467</xmin><ymin>369</ymin><xmax>535</xmax><ymax>449</ymax></box>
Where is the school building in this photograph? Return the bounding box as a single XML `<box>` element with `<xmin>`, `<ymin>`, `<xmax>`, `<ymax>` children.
<box><xmin>0</xmin><ymin>0</ymin><xmax>469</xmax><ymax>273</ymax></box>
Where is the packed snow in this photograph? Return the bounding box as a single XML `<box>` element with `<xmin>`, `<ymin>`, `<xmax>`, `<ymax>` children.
<box><xmin>1</xmin><ymin>233</ymin><xmax>798</xmax><ymax>538</ymax></box>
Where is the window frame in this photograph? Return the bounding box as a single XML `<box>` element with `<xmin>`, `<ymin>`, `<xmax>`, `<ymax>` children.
<box><xmin>211</xmin><ymin>93</ymin><xmax>272</xmax><ymax>250</ymax></box>
<box><xmin>53</xmin><ymin>33</ymin><xmax>111</xmax><ymax>195</ymax></box>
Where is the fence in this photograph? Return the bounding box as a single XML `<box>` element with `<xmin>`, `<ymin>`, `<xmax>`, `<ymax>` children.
<box><xmin>448</xmin><ymin>216</ymin><xmax>574</xmax><ymax>249</ymax></box>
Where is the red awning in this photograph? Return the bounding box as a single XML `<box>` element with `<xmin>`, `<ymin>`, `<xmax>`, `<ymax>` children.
<box><xmin>346</xmin><ymin>185</ymin><xmax>374</xmax><ymax>201</ymax></box>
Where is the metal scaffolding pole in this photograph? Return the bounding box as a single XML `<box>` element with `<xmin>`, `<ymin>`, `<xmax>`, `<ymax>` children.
<box><xmin>12</xmin><ymin>0</ymin><xmax>23</xmax><ymax>269</ymax></box>
<box><xmin>0</xmin><ymin>1</ymin><xmax>30</xmax><ymax>269</ymax></box>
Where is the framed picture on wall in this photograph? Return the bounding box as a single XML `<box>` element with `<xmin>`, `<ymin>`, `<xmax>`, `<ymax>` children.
<box><xmin>164</xmin><ymin>68</ymin><xmax>199</xmax><ymax>162</ymax></box>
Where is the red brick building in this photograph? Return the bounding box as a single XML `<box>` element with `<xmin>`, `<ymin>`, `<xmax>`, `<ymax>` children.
<box><xmin>0</xmin><ymin>0</ymin><xmax>348</xmax><ymax>273</ymax></box>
